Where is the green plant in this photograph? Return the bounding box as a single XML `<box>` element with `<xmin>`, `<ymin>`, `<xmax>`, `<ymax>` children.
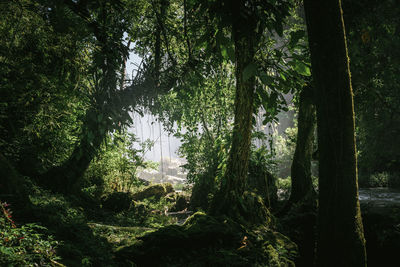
<box><xmin>248</xmin><ymin>145</ymin><xmax>278</xmax><ymax>207</ymax></box>
<box><xmin>0</xmin><ymin>202</ymin><xmax>61</xmax><ymax>266</ymax></box>
<box><xmin>277</xmin><ymin>178</ymin><xmax>292</xmax><ymax>201</ymax></box>
<box><xmin>83</xmin><ymin>131</ymin><xmax>156</xmax><ymax>196</ymax></box>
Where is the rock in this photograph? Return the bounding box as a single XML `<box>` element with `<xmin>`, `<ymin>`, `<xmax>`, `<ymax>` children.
<box><xmin>165</xmin><ymin>192</ymin><xmax>177</xmax><ymax>203</ymax></box>
<box><xmin>169</xmin><ymin>194</ymin><xmax>189</xmax><ymax>212</ymax></box>
<box><xmin>164</xmin><ymin>183</ymin><xmax>174</xmax><ymax>194</ymax></box>
<box><xmin>101</xmin><ymin>192</ymin><xmax>133</xmax><ymax>212</ymax></box>
<box><xmin>138</xmin><ymin>178</ymin><xmax>150</xmax><ymax>186</ymax></box>
<box><xmin>129</xmin><ymin>201</ymin><xmax>148</xmax><ymax>215</ymax></box>
<box><xmin>115</xmin><ymin>212</ymin><xmax>297</xmax><ymax>266</ymax></box>
<box><xmin>132</xmin><ymin>183</ymin><xmax>174</xmax><ymax>201</ymax></box>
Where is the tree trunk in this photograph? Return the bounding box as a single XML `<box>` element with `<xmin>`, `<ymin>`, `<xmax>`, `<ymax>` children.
<box><xmin>222</xmin><ymin>23</ymin><xmax>255</xmax><ymax>202</ymax></box>
<box><xmin>40</xmin><ymin>108</ymin><xmax>106</xmax><ymax>193</ymax></box>
<box><xmin>303</xmin><ymin>0</ymin><xmax>367</xmax><ymax>266</ymax></box>
<box><xmin>210</xmin><ymin>2</ymin><xmax>270</xmax><ymax>224</ymax></box>
<box><xmin>288</xmin><ymin>84</ymin><xmax>316</xmax><ymax>204</ymax></box>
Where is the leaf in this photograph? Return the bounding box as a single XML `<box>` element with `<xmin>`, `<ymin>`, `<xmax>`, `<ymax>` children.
<box><xmin>221</xmin><ymin>45</ymin><xmax>235</xmax><ymax>62</ymax></box>
<box><xmin>256</xmin><ymin>86</ymin><xmax>269</xmax><ymax>105</ymax></box>
<box><xmin>259</xmin><ymin>72</ymin><xmax>274</xmax><ymax>85</ymax></box>
<box><xmin>242</xmin><ymin>62</ymin><xmax>258</xmax><ymax>81</ymax></box>
<box><xmin>194</xmin><ymin>34</ymin><xmax>209</xmax><ymax>49</ymax></box>
<box><xmin>292</xmin><ymin>61</ymin><xmax>311</xmax><ymax>76</ymax></box>
<box><xmin>289</xmin><ymin>30</ymin><xmax>305</xmax><ymax>48</ymax></box>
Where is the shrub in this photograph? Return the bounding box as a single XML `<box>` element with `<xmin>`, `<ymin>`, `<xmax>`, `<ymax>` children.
<box><xmin>277</xmin><ymin>177</ymin><xmax>292</xmax><ymax>201</ymax></box>
<box><xmin>359</xmin><ymin>172</ymin><xmax>390</xmax><ymax>188</ymax></box>
<box><xmin>0</xmin><ymin>201</ymin><xmax>61</xmax><ymax>266</ymax></box>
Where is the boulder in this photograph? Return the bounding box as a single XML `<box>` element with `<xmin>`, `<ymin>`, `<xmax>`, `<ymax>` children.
<box><xmin>169</xmin><ymin>194</ymin><xmax>189</xmax><ymax>212</ymax></box>
<box><xmin>115</xmin><ymin>212</ymin><xmax>298</xmax><ymax>266</ymax></box>
<box><xmin>101</xmin><ymin>192</ymin><xmax>133</xmax><ymax>212</ymax></box>
<box><xmin>132</xmin><ymin>183</ymin><xmax>174</xmax><ymax>201</ymax></box>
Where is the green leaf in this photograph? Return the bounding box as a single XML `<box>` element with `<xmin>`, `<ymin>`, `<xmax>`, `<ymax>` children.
<box><xmin>242</xmin><ymin>62</ymin><xmax>258</xmax><ymax>81</ymax></box>
<box><xmin>221</xmin><ymin>45</ymin><xmax>235</xmax><ymax>62</ymax></box>
<box><xmin>292</xmin><ymin>61</ymin><xmax>311</xmax><ymax>76</ymax></box>
<box><xmin>289</xmin><ymin>30</ymin><xmax>305</xmax><ymax>48</ymax></box>
<box><xmin>259</xmin><ymin>72</ymin><xmax>274</xmax><ymax>85</ymax></box>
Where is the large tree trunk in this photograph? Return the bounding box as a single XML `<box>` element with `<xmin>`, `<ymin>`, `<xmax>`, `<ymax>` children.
<box><xmin>288</xmin><ymin>84</ymin><xmax>316</xmax><ymax>204</ymax></box>
<box><xmin>303</xmin><ymin>0</ymin><xmax>367</xmax><ymax>266</ymax></box>
<box><xmin>41</xmin><ymin>107</ymin><xmax>107</xmax><ymax>193</ymax></box>
<box><xmin>222</xmin><ymin>23</ymin><xmax>255</xmax><ymax>202</ymax></box>
<box><xmin>210</xmin><ymin>2</ymin><xmax>270</xmax><ymax>224</ymax></box>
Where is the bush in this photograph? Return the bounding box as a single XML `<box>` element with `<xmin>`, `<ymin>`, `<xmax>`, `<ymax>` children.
<box><xmin>277</xmin><ymin>178</ymin><xmax>292</xmax><ymax>201</ymax></box>
<box><xmin>248</xmin><ymin>146</ymin><xmax>278</xmax><ymax>208</ymax></box>
<box><xmin>359</xmin><ymin>172</ymin><xmax>390</xmax><ymax>188</ymax></box>
<box><xmin>0</xmin><ymin>201</ymin><xmax>61</xmax><ymax>266</ymax></box>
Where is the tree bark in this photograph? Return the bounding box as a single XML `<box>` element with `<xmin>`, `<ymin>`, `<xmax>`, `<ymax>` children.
<box><xmin>40</xmin><ymin>108</ymin><xmax>107</xmax><ymax>193</ymax></box>
<box><xmin>303</xmin><ymin>0</ymin><xmax>367</xmax><ymax>266</ymax></box>
<box><xmin>210</xmin><ymin>2</ymin><xmax>269</xmax><ymax>223</ymax></box>
<box><xmin>288</xmin><ymin>84</ymin><xmax>316</xmax><ymax>204</ymax></box>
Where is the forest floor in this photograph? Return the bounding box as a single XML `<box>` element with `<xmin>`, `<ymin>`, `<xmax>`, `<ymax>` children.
<box><xmin>2</xmin><ymin>184</ymin><xmax>400</xmax><ymax>266</ymax></box>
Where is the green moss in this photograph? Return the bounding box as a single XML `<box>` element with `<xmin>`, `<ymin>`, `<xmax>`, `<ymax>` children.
<box><xmin>132</xmin><ymin>183</ymin><xmax>174</xmax><ymax>201</ymax></box>
<box><xmin>115</xmin><ymin>212</ymin><xmax>297</xmax><ymax>266</ymax></box>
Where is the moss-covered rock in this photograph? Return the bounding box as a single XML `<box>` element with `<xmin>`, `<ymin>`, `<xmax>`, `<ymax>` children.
<box><xmin>132</xmin><ymin>183</ymin><xmax>174</xmax><ymax>201</ymax></box>
<box><xmin>101</xmin><ymin>192</ymin><xmax>133</xmax><ymax>212</ymax></box>
<box><xmin>169</xmin><ymin>194</ymin><xmax>189</xmax><ymax>212</ymax></box>
<box><xmin>115</xmin><ymin>212</ymin><xmax>297</xmax><ymax>266</ymax></box>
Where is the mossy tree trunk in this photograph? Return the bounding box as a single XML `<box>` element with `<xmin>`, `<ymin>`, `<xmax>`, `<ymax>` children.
<box><xmin>211</xmin><ymin>2</ymin><xmax>269</xmax><ymax>224</ymax></box>
<box><xmin>41</xmin><ymin>108</ymin><xmax>107</xmax><ymax>193</ymax></box>
<box><xmin>303</xmin><ymin>0</ymin><xmax>367</xmax><ymax>266</ymax></box>
<box><xmin>222</xmin><ymin>16</ymin><xmax>255</xmax><ymax>204</ymax></box>
<box><xmin>288</xmin><ymin>84</ymin><xmax>316</xmax><ymax>205</ymax></box>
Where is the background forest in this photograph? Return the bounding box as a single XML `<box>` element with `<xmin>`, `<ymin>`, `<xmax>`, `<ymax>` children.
<box><xmin>1</xmin><ymin>0</ymin><xmax>399</xmax><ymax>266</ymax></box>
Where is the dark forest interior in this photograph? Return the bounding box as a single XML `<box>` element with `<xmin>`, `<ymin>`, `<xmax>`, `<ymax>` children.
<box><xmin>1</xmin><ymin>0</ymin><xmax>399</xmax><ymax>266</ymax></box>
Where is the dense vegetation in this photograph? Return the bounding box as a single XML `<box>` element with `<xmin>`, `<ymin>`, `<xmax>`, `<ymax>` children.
<box><xmin>1</xmin><ymin>0</ymin><xmax>399</xmax><ymax>266</ymax></box>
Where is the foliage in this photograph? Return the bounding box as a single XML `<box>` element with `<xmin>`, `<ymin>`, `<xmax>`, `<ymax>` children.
<box><xmin>27</xmin><ymin>188</ymin><xmax>116</xmax><ymax>266</ymax></box>
<box><xmin>1</xmin><ymin>202</ymin><xmax>61</xmax><ymax>266</ymax></box>
<box><xmin>359</xmin><ymin>172</ymin><xmax>400</xmax><ymax>189</ymax></box>
<box><xmin>1</xmin><ymin>0</ymin><xmax>399</xmax><ymax>265</ymax></box>
<box><xmin>83</xmin><ymin>131</ymin><xmax>156</xmax><ymax>196</ymax></box>
<box><xmin>248</xmin><ymin>145</ymin><xmax>278</xmax><ymax>208</ymax></box>
<box><xmin>344</xmin><ymin>0</ymin><xmax>400</xmax><ymax>178</ymax></box>
<box><xmin>0</xmin><ymin>0</ymin><xmax>89</xmax><ymax>174</ymax></box>
<box><xmin>154</xmin><ymin>62</ymin><xmax>235</xmax><ymax>210</ymax></box>
<box><xmin>274</xmin><ymin>119</ymin><xmax>298</xmax><ymax>179</ymax></box>
<box><xmin>277</xmin><ymin>178</ymin><xmax>292</xmax><ymax>201</ymax></box>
